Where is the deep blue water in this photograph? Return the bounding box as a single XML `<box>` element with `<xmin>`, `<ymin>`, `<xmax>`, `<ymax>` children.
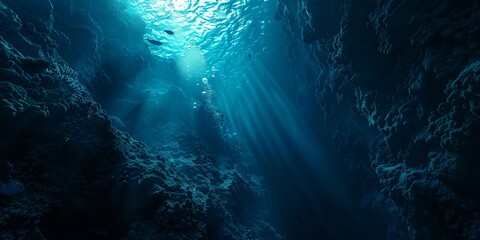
<box><xmin>107</xmin><ymin>0</ymin><xmax>384</xmax><ymax>238</ymax></box>
<box><xmin>5</xmin><ymin>0</ymin><xmax>477</xmax><ymax>239</ymax></box>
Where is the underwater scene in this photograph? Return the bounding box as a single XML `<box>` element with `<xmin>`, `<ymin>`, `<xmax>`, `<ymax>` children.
<box><xmin>0</xmin><ymin>0</ymin><xmax>479</xmax><ymax>239</ymax></box>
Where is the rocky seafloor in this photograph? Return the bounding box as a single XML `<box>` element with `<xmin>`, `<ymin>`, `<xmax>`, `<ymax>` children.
<box><xmin>1</xmin><ymin>0</ymin><xmax>479</xmax><ymax>239</ymax></box>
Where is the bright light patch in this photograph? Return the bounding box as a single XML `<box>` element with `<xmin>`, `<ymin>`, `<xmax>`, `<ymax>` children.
<box><xmin>176</xmin><ymin>48</ymin><xmax>206</xmax><ymax>80</ymax></box>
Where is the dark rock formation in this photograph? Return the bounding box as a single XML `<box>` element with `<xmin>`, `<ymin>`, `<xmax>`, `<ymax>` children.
<box><xmin>276</xmin><ymin>0</ymin><xmax>480</xmax><ymax>239</ymax></box>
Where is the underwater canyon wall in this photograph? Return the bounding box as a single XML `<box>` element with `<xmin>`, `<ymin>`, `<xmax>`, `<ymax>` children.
<box><xmin>276</xmin><ymin>0</ymin><xmax>480</xmax><ymax>239</ymax></box>
<box><xmin>1</xmin><ymin>0</ymin><xmax>479</xmax><ymax>239</ymax></box>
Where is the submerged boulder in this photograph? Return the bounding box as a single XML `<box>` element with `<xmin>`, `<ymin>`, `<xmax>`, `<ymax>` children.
<box><xmin>0</xmin><ymin>179</ymin><xmax>25</xmax><ymax>196</ymax></box>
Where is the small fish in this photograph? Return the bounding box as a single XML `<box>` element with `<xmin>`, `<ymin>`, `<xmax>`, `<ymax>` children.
<box><xmin>147</xmin><ymin>39</ymin><xmax>163</xmax><ymax>46</ymax></box>
<box><xmin>248</xmin><ymin>53</ymin><xmax>251</xmax><ymax>59</ymax></box>
<box><xmin>164</xmin><ymin>30</ymin><xmax>174</xmax><ymax>35</ymax></box>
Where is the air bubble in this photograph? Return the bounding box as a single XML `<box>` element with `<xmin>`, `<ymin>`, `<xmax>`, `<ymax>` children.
<box><xmin>202</xmin><ymin>77</ymin><xmax>208</xmax><ymax>84</ymax></box>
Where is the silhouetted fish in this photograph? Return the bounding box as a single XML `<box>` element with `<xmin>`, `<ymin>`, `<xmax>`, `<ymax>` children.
<box><xmin>147</xmin><ymin>39</ymin><xmax>163</xmax><ymax>46</ymax></box>
<box><xmin>248</xmin><ymin>53</ymin><xmax>251</xmax><ymax>59</ymax></box>
<box><xmin>164</xmin><ymin>30</ymin><xmax>174</xmax><ymax>35</ymax></box>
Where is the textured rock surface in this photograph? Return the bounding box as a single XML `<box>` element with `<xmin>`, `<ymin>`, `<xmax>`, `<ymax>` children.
<box><xmin>0</xmin><ymin>0</ymin><xmax>278</xmax><ymax>239</ymax></box>
<box><xmin>276</xmin><ymin>0</ymin><xmax>480</xmax><ymax>239</ymax></box>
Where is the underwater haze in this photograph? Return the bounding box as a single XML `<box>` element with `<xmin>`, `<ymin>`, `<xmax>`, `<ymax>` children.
<box><xmin>1</xmin><ymin>0</ymin><xmax>480</xmax><ymax>239</ymax></box>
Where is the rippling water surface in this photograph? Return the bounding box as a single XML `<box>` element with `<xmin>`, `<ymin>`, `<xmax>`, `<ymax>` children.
<box><xmin>128</xmin><ymin>0</ymin><xmax>270</xmax><ymax>69</ymax></box>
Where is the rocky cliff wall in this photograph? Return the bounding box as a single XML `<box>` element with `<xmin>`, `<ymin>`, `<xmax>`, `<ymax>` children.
<box><xmin>276</xmin><ymin>0</ymin><xmax>480</xmax><ymax>239</ymax></box>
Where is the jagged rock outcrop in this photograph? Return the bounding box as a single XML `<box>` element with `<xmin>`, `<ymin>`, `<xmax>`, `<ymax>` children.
<box><xmin>276</xmin><ymin>0</ymin><xmax>480</xmax><ymax>239</ymax></box>
<box><xmin>0</xmin><ymin>0</ymin><xmax>278</xmax><ymax>239</ymax></box>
